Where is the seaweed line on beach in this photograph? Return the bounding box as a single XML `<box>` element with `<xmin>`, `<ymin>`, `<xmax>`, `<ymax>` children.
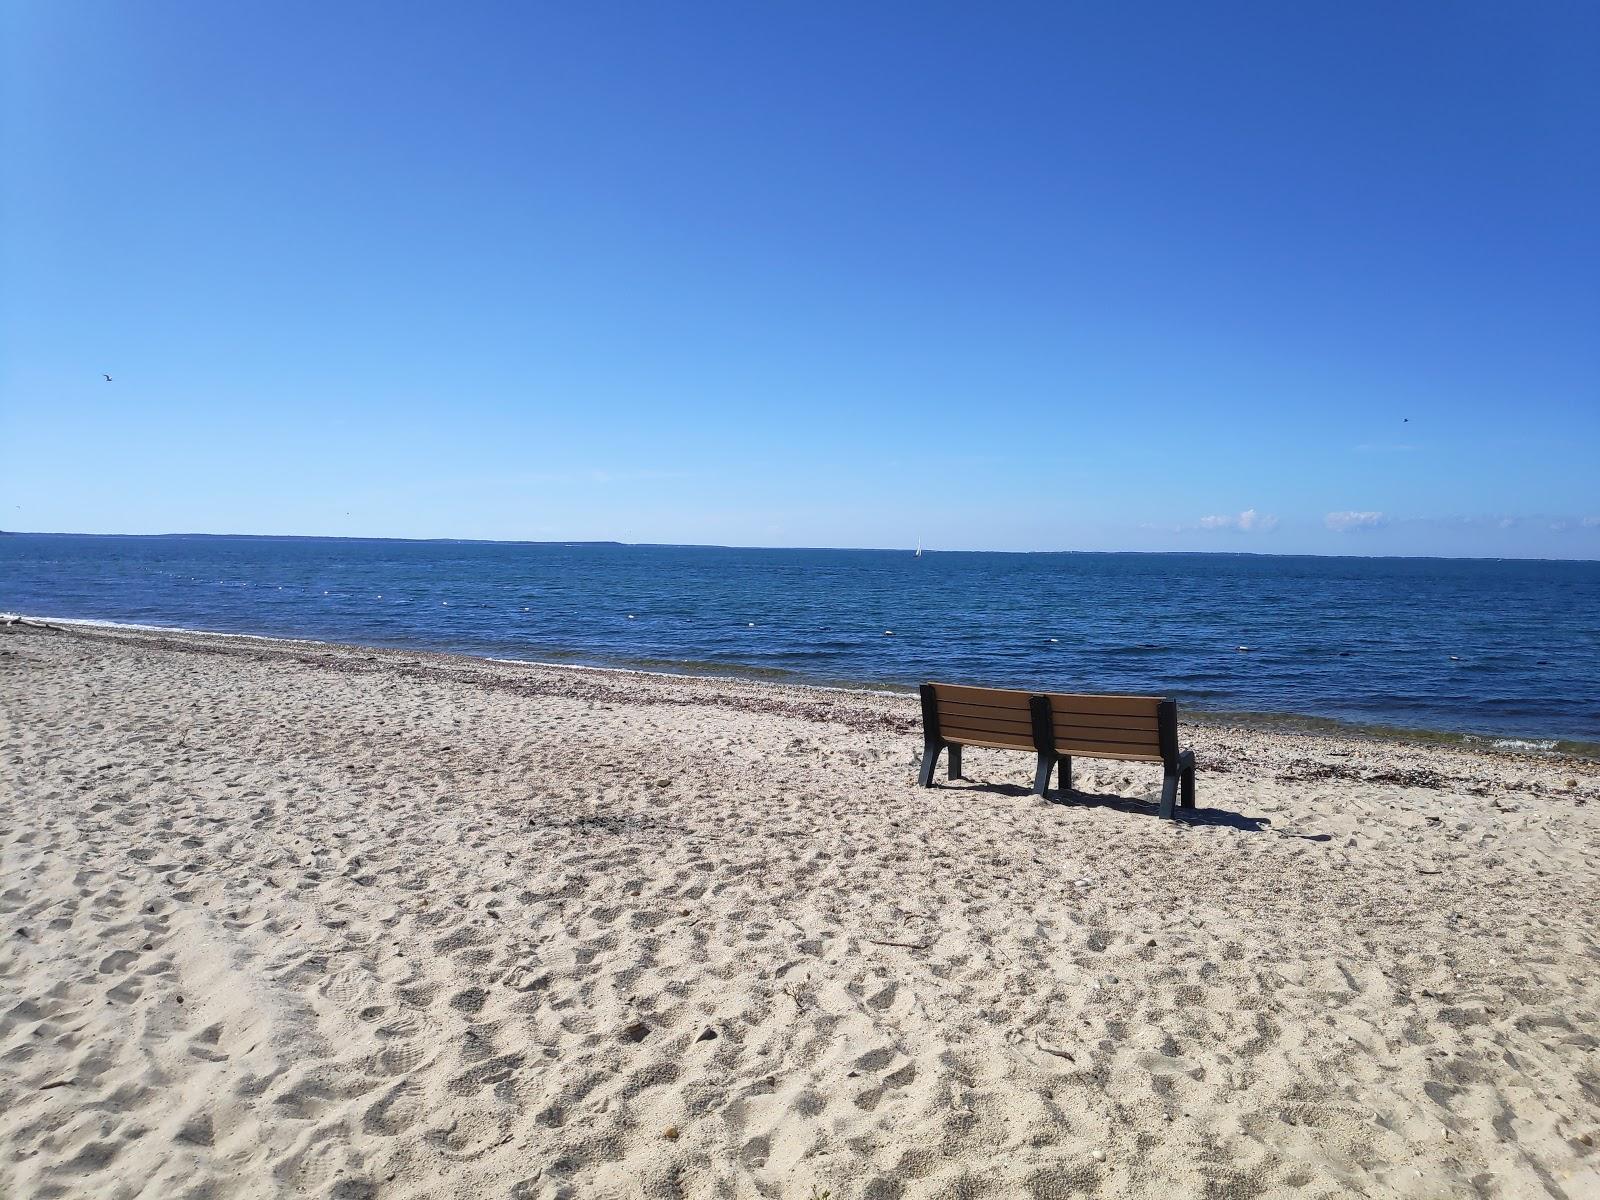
<box><xmin>10</xmin><ymin>622</ymin><xmax>1599</xmax><ymax>811</ymax></box>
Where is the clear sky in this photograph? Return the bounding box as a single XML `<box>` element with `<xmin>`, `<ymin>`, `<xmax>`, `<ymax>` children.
<box><xmin>3</xmin><ymin>3</ymin><xmax>1596</xmax><ymax>557</ymax></box>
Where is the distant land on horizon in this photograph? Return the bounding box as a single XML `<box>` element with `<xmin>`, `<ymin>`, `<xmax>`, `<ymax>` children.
<box><xmin>2</xmin><ymin>529</ymin><xmax>1596</xmax><ymax>564</ymax></box>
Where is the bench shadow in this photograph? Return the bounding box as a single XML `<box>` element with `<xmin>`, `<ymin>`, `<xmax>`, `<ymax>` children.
<box><xmin>946</xmin><ymin>779</ymin><xmax>1271</xmax><ymax>833</ymax></box>
<box><xmin>951</xmin><ymin>780</ymin><xmax>1037</xmax><ymax>799</ymax></box>
<box><xmin>1054</xmin><ymin>788</ymin><xmax>1271</xmax><ymax>832</ymax></box>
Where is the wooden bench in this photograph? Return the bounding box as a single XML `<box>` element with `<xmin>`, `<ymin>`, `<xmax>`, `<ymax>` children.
<box><xmin>919</xmin><ymin>682</ymin><xmax>1197</xmax><ymax>819</ymax></box>
<box><xmin>915</xmin><ymin>683</ymin><xmax>1037</xmax><ymax>791</ymax></box>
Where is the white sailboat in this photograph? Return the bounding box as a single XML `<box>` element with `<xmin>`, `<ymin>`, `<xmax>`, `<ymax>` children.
<box><xmin>914</xmin><ymin>537</ymin><xmax>923</xmax><ymax>558</ymax></box>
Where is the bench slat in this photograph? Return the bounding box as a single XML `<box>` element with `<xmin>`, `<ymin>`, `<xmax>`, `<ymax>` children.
<box><xmin>939</xmin><ymin>710</ymin><xmax>1035</xmax><ymax>733</ymax></box>
<box><xmin>1040</xmin><ymin>692</ymin><xmax>1163</xmax><ymax>718</ymax></box>
<box><xmin>940</xmin><ymin>704</ymin><xmax>1030</xmax><ymax>732</ymax></box>
<box><xmin>1045</xmin><ymin>710</ymin><xmax>1159</xmax><ymax>732</ymax></box>
<box><xmin>1053</xmin><ymin>744</ymin><xmax>1165</xmax><ymax>763</ymax></box>
<box><xmin>938</xmin><ymin>698</ymin><xmax>1034</xmax><ymax>723</ymax></box>
<box><xmin>942</xmin><ymin>725</ymin><xmax>1035</xmax><ymax>748</ymax></box>
<box><xmin>930</xmin><ymin>683</ymin><xmax>1035</xmax><ymax>708</ymax></box>
<box><xmin>1053</xmin><ymin>735</ymin><xmax>1165</xmax><ymax>760</ymax></box>
<box><xmin>943</xmin><ymin>732</ymin><xmax>1037</xmax><ymax>750</ymax></box>
<box><xmin>943</xmin><ymin>730</ymin><xmax>1034</xmax><ymax>748</ymax></box>
<box><xmin>1050</xmin><ymin>724</ymin><xmax>1159</xmax><ymax>750</ymax></box>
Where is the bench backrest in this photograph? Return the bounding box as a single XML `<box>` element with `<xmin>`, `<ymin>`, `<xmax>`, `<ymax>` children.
<box><xmin>920</xmin><ymin>683</ymin><xmax>1036</xmax><ymax>751</ymax></box>
<box><xmin>1037</xmin><ymin>692</ymin><xmax>1172</xmax><ymax>764</ymax></box>
<box><xmin>923</xmin><ymin>682</ymin><xmax>1180</xmax><ymax>766</ymax></box>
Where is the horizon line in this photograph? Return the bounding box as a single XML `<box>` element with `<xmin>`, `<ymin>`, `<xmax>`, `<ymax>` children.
<box><xmin>3</xmin><ymin>529</ymin><xmax>1597</xmax><ymax>565</ymax></box>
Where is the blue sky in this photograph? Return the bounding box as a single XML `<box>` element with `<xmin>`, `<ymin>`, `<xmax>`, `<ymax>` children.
<box><xmin>3</xmin><ymin>3</ymin><xmax>1596</xmax><ymax>556</ymax></box>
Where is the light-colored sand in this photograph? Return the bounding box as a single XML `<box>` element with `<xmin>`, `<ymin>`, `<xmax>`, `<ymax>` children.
<box><xmin>2</xmin><ymin>622</ymin><xmax>1598</xmax><ymax>1200</ymax></box>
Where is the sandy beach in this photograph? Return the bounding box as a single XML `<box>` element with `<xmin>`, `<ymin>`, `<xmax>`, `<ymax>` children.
<box><xmin>2</xmin><ymin>620</ymin><xmax>1597</xmax><ymax>1199</ymax></box>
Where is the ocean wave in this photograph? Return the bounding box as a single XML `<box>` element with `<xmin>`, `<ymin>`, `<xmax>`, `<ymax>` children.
<box><xmin>1481</xmin><ymin>737</ymin><xmax>1559</xmax><ymax>753</ymax></box>
<box><xmin>3</xmin><ymin>613</ymin><xmax>332</xmax><ymax>647</ymax></box>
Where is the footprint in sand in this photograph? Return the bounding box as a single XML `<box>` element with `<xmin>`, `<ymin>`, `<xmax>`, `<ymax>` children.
<box><xmin>370</xmin><ymin>1040</ymin><xmax>429</xmax><ymax>1075</ymax></box>
<box><xmin>321</xmin><ymin>968</ymin><xmax>380</xmax><ymax>1012</ymax></box>
<box><xmin>98</xmin><ymin>949</ymin><xmax>139</xmax><ymax>974</ymax></box>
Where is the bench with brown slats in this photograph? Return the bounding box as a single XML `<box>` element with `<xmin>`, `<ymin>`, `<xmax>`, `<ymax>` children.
<box><xmin>919</xmin><ymin>682</ymin><xmax>1197</xmax><ymax>819</ymax></box>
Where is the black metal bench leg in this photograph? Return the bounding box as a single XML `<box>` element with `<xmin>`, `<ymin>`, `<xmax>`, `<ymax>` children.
<box><xmin>1180</xmin><ymin>750</ymin><xmax>1196</xmax><ymax>808</ymax></box>
<box><xmin>1032</xmin><ymin>753</ymin><xmax>1053</xmax><ymax>796</ymax></box>
<box><xmin>947</xmin><ymin>744</ymin><xmax>964</xmax><ymax>780</ymax></box>
<box><xmin>1159</xmin><ymin>769</ymin><xmax>1179</xmax><ymax>819</ymax></box>
<box><xmin>1060</xmin><ymin>755</ymin><xmax>1072</xmax><ymax>796</ymax></box>
<box><xmin>918</xmin><ymin>739</ymin><xmax>942</xmax><ymax>788</ymax></box>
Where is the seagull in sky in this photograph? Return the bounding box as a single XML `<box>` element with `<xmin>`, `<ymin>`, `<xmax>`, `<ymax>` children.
<box><xmin>103</xmin><ymin>374</ymin><xmax>112</xmax><ymax>382</ymax></box>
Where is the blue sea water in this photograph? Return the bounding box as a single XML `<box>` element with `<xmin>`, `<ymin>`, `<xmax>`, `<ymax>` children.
<box><xmin>3</xmin><ymin>534</ymin><xmax>1597</xmax><ymax>745</ymax></box>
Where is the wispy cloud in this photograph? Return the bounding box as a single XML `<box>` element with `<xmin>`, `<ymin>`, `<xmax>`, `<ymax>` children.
<box><xmin>1239</xmin><ymin>509</ymin><xmax>1277</xmax><ymax>532</ymax></box>
<box><xmin>1196</xmin><ymin>508</ymin><xmax>1278</xmax><ymax>533</ymax></box>
<box><xmin>1325</xmin><ymin>510</ymin><xmax>1385</xmax><ymax>532</ymax></box>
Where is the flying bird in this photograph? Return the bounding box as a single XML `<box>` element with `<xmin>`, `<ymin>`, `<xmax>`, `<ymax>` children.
<box><xmin>103</xmin><ymin>374</ymin><xmax>112</xmax><ymax>382</ymax></box>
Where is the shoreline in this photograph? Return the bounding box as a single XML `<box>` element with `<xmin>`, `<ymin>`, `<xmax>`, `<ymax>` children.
<box><xmin>8</xmin><ymin>609</ymin><xmax>1598</xmax><ymax>759</ymax></box>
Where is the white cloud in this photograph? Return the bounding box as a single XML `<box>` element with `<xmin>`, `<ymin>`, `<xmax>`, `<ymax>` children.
<box><xmin>1325</xmin><ymin>510</ymin><xmax>1385</xmax><ymax>532</ymax></box>
<box><xmin>1583</xmin><ymin>516</ymin><xmax>1600</xmax><ymax>528</ymax></box>
<box><xmin>1196</xmin><ymin>509</ymin><xmax>1278</xmax><ymax>533</ymax></box>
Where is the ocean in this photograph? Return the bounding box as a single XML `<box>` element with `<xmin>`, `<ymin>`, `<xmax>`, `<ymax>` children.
<box><xmin>4</xmin><ymin>534</ymin><xmax>1597</xmax><ymax>747</ymax></box>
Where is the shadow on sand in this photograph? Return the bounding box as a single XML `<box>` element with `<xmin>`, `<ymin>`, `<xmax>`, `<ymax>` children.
<box><xmin>945</xmin><ymin>779</ymin><xmax>1272</xmax><ymax>833</ymax></box>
